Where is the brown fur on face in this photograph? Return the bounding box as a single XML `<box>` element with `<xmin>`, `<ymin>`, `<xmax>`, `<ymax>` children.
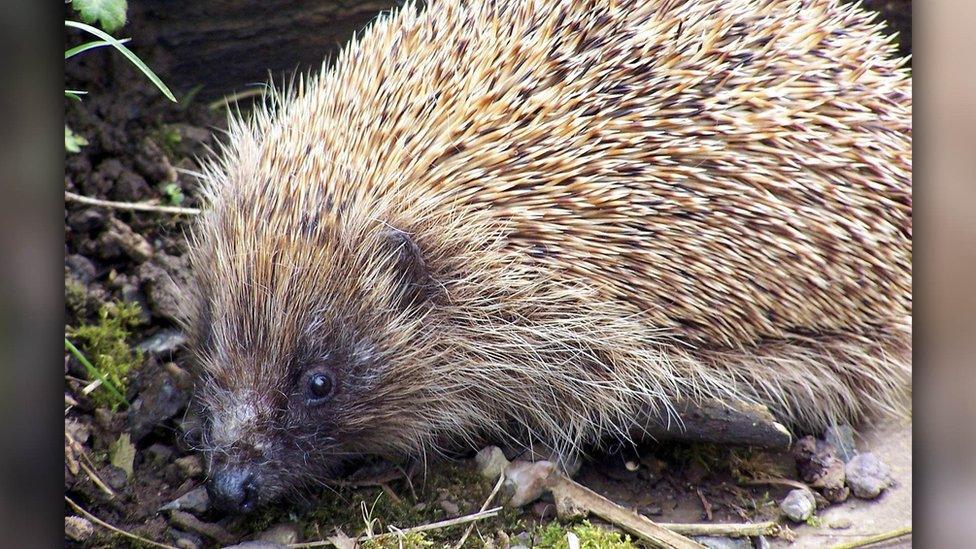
<box><xmin>184</xmin><ymin>0</ymin><xmax>911</xmax><ymax>510</ymax></box>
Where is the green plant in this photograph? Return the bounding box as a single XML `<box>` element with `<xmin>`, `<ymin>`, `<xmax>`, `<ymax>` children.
<box><xmin>535</xmin><ymin>520</ymin><xmax>636</xmax><ymax>548</ymax></box>
<box><xmin>161</xmin><ymin>182</ymin><xmax>185</xmax><ymax>206</ymax></box>
<box><xmin>66</xmin><ymin>301</ymin><xmax>144</xmax><ymax>410</ymax></box>
<box><xmin>65</xmin><ymin>0</ymin><xmax>176</xmax><ymax>152</ymax></box>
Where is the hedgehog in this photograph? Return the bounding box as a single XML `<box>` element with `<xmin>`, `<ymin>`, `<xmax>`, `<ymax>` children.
<box><xmin>183</xmin><ymin>0</ymin><xmax>911</xmax><ymax>512</ymax></box>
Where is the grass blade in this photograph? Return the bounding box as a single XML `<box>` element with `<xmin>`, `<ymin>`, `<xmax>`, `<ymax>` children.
<box><xmin>65</xmin><ymin>20</ymin><xmax>176</xmax><ymax>102</ymax></box>
<box><xmin>65</xmin><ymin>38</ymin><xmax>131</xmax><ymax>59</ymax></box>
<box><xmin>64</xmin><ymin>337</ymin><xmax>129</xmax><ymax>407</ymax></box>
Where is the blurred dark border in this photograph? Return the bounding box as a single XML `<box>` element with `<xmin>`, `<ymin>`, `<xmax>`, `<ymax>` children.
<box><xmin>0</xmin><ymin>0</ymin><xmax>65</xmax><ymax>547</ymax></box>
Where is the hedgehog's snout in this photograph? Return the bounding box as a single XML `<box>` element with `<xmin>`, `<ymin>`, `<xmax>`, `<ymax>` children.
<box><xmin>208</xmin><ymin>465</ymin><xmax>260</xmax><ymax>513</ymax></box>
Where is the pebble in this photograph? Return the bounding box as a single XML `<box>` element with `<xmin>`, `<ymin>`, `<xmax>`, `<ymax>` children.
<box><xmin>693</xmin><ymin>536</ymin><xmax>752</xmax><ymax>549</ymax></box>
<box><xmin>828</xmin><ymin>517</ymin><xmax>853</xmax><ymax>530</ymax></box>
<box><xmin>145</xmin><ymin>443</ymin><xmax>176</xmax><ymax>467</ymax></box>
<box><xmin>824</xmin><ymin>423</ymin><xmax>858</xmax><ymax>462</ymax></box>
<box><xmin>780</xmin><ymin>488</ymin><xmax>816</xmax><ymax>523</ymax></box>
<box><xmin>257</xmin><ymin>523</ymin><xmax>301</xmax><ymax>545</ymax></box>
<box><xmin>98</xmin><ymin>217</ymin><xmax>154</xmax><ymax>262</ymax></box>
<box><xmin>126</xmin><ymin>364</ymin><xmax>191</xmax><ymax>442</ymax></box>
<box><xmin>168</xmin><ymin>510</ymin><xmax>235</xmax><ymax>545</ymax></box>
<box><xmin>221</xmin><ymin>542</ymin><xmax>285</xmax><ymax>549</ymax></box>
<box><xmin>137</xmin><ymin>329</ymin><xmax>188</xmax><ymax>355</ymax></box>
<box><xmin>65</xmin><ymin>516</ymin><xmax>95</xmax><ymax>542</ymax></box>
<box><xmin>138</xmin><ymin>253</ymin><xmax>190</xmax><ymax>323</ymax></box>
<box><xmin>845</xmin><ymin>453</ymin><xmax>891</xmax><ymax>499</ymax></box>
<box><xmin>531</xmin><ymin>501</ymin><xmax>555</xmax><ymax>520</ymax></box>
<box><xmin>172</xmin><ymin>530</ymin><xmax>204</xmax><ymax>549</ymax></box>
<box><xmin>175</xmin><ymin>455</ymin><xmax>205</xmax><ymax>479</ymax></box>
<box><xmin>161</xmin><ymin>486</ymin><xmax>211</xmax><ymax>514</ymax></box>
<box><xmin>102</xmin><ymin>464</ymin><xmax>128</xmax><ymax>490</ymax></box>
<box><xmin>475</xmin><ymin>446</ymin><xmax>510</xmax><ymax>480</ymax></box>
<box><xmin>438</xmin><ymin>499</ymin><xmax>460</xmax><ymax>516</ymax></box>
<box><xmin>503</xmin><ymin>460</ymin><xmax>557</xmax><ymax>507</ymax></box>
<box><xmin>793</xmin><ymin>435</ymin><xmax>848</xmax><ymax>503</ymax></box>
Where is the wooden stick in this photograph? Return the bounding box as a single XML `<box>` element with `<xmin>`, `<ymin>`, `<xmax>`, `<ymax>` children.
<box><xmin>65</xmin><ymin>191</ymin><xmax>201</xmax><ymax>216</ymax></box>
<box><xmin>454</xmin><ymin>473</ymin><xmax>507</xmax><ymax>548</ymax></box>
<box><xmin>828</xmin><ymin>526</ymin><xmax>911</xmax><ymax>549</ymax></box>
<box><xmin>549</xmin><ymin>474</ymin><xmax>704</xmax><ymax>549</ymax></box>
<box><xmin>657</xmin><ymin>521</ymin><xmax>782</xmax><ymax>538</ymax></box>
<box><xmin>635</xmin><ymin>398</ymin><xmax>792</xmax><ymax>449</ymax></box>
<box><xmin>289</xmin><ymin>507</ymin><xmax>503</xmax><ymax>548</ymax></box>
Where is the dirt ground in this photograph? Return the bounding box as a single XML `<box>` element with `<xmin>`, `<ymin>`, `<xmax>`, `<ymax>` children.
<box><xmin>64</xmin><ymin>3</ymin><xmax>912</xmax><ymax>548</ymax></box>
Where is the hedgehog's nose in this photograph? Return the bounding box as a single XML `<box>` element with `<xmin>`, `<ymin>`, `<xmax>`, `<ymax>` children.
<box><xmin>207</xmin><ymin>468</ymin><xmax>259</xmax><ymax>513</ymax></box>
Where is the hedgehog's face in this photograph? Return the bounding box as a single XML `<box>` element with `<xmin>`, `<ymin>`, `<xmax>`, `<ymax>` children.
<box><xmin>187</xmin><ymin>227</ymin><xmax>437</xmax><ymax>513</ymax></box>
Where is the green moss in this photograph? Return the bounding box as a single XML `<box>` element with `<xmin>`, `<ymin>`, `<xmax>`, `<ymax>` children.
<box><xmin>361</xmin><ymin>532</ymin><xmax>434</xmax><ymax>548</ymax></box>
<box><xmin>535</xmin><ymin>520</ymin><xmax>636</xmax><ymax>548</ymax></box>
<box><xmin>65</xmin><ymin>280</ymin><xmax>91</xmax><ymax>319</ymax></box>
<box><xmin>67</xmin><ymin>300</ymin><xmax>144</xmax><ymax>410</ymax></box>
<box><xmin>154</xmin><ymin>125</ymin><xmax>183</xmax><ymax>156</ymax></box>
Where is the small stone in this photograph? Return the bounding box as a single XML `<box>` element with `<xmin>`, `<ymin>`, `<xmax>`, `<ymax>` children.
<box><xmin>693</xmin><ymin>536</ymin><xmax>751</xmax><ymax>549</ymax></box>
<box><xmin>65</xmin><ymin>516</ymin><xmax>94</xmax><ymax>542</ymax></box>
<box><xmin>97</xmin><ymin>217</ymin><xmax>154</xmax><ymax>262</ymax></box>
<box><xmin>624</xmin><ymin>460</ymin><xmax>639</xmax><ymax>471</ymax></box>
<box><xmin>101</xmin><ymin>464</ymin><xmax>128</xmax><ymax>490</ymax></box>
<box><xmin>644</xmin><ymin>505</ymin><xmax>662</xmax><ymax>516</ymax></box>
<box><xmin>137</xmin><ymin>329</ymin><xmax>188</xmax><ymax>355</ymax></box>
<box><xmin>257</xmin><ymin>523</ymin><xmax>301</xmax><ymax>545</ymax></box>
<box><xmin>510</xmin><ymin>531</ymin><xmax>532</xmax><ymax>549</ymax></box>
<box><xmin>172</xmin><ymin>529</ymin><xmax>203</xmax><ymax>549</ymax></box>
<box><xmin>168</xmin><ymin>510</ymin><xmax>235</xmax><ymax>545</ymax></box>
<box><xmin>828</xmin><ymin>517</ymin><xmax>853</xmax><ymax>530</ymax></box>
<box><xmin>161</xmin><ymin>486</ymin><xmax>210</xmax><ymax>514</ymax></box>
<box><xmin>145</xmin><ymin>443</ymin><xmax>176</xmax><ymax>467</ymax></box>
<box><xmin>845</xmin><ymin>453</ymin><xmax>891</xmax><ymax>499</ymax></box>
<box><xmin>127</xmin><ymin>363</ymin><xmax>191</xmax><ymax>442</ymax></box>
<box><xmin>824</xmin><ymin>423</ymin><xmax>857</xmax><ymax>462</ymax></box>
<box><xmin>65</xmin><ymin>254</ymin><xmax>97</xmax><ymax>285</ymax></box>
<box><xmin>438</xmin><ymin>499</ymin><xmax>460</xmax><ymax>516</ymax></box>
<box><xmin>531</xmin><ymin>501</ymin><xmax>555</xmax><ymax>519</ymax></box>
<box><xmin>754</xmin><ymin>535</ymin><xmax>771</xmax><ymax>549</ymax></box>
<box><xmin>793</xmin><ymin>435</ymin><xmax>848</xmax><ymax>503</ymax></box>
<box><xmin>138</xmin><ymin>254</ymin><xmax>190</xmax><ymax>322</ymax></box>
<box><xmin>780</xmin><ymin>489</ymin><xmax>816</xmax><ymax>523</ymax></box>
<box><xmin>222</xmin><ymin>542</ymin><xmax>285</xmax><ymax>549</ymax></box>
<box><xmin>475</xmin><ymin>446</ymin><xmax>510</xmax><ymax>480</ymax></box>
<box><xmin>175</xmin><ymin>455</ymin><xmax>204</xmax><ymax>479</ymax></box>
<box><xmin>503</xmin><ymin>460</ymin><xmax>557</xmax><ymax>507</ymax></box>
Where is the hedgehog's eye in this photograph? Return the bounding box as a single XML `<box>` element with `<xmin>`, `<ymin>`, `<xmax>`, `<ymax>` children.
<box><xmin>306</xmin><ymin>371</ymin><xmax>336</xmax><ymax>404</ymax></box>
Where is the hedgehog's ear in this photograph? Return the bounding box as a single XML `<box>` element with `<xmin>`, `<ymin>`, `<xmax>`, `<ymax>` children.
<box><xmin>379</xmin><ymin>228</ymin><xmax>436</xmax><ymax>309</ymax></box>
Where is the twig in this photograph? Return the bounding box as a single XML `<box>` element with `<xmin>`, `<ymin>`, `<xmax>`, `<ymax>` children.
<box><xmin>288</xmin><ymin>507</ymin><xmax>503</xmax><ymax>548</ymax></box>
<box><xmin>657</xmin><ymin>521</ymin><xmax>782</xmax><ymax>538</ymax></box>
<box><xmin>549</xmin><ymin>473</ymin><xmax>704</xmax><ymax>548</ymax></box>
<box><xmin>454</xmin><ymin>474</ymin><xmax>506</xmax><ymax>548</ymax></box>
<box><xmin>379</xmin><ymin>483</ymin><xmax>403</xmax><ymax>506</ymax></box>
<box><xmin>65</xmin><ymin>191</ymin><xmax>201</xmax><ymax>216</ymax></box>
<box><xmin>65</xmin><ymin>496</ymin><xmax>178</xmax><ymax>549</ymax></box>
<box><xmin>741</xmin><ymin>478</ymin><xmax>812</xmax><ymax>491</ymax></box>
<box><xmin>78</xmin><ymin>459</ymin><xmax>117</xmax><ymax>499</ymax></box>
<box><xmin>696</xmin><ymin>488</ymin><xmax>713</xmax><ymax>521</ymax></box>
<box><xmin>828</xmin><ymin>526</ymin><xmax>912</xmax><ymax>549</ymax></box>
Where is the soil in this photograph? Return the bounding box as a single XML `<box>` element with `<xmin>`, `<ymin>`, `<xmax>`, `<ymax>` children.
<box><xmin>64</xmin><ymin>4</ymin><xmax>912</xmax><ymax>548</ymax></box>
